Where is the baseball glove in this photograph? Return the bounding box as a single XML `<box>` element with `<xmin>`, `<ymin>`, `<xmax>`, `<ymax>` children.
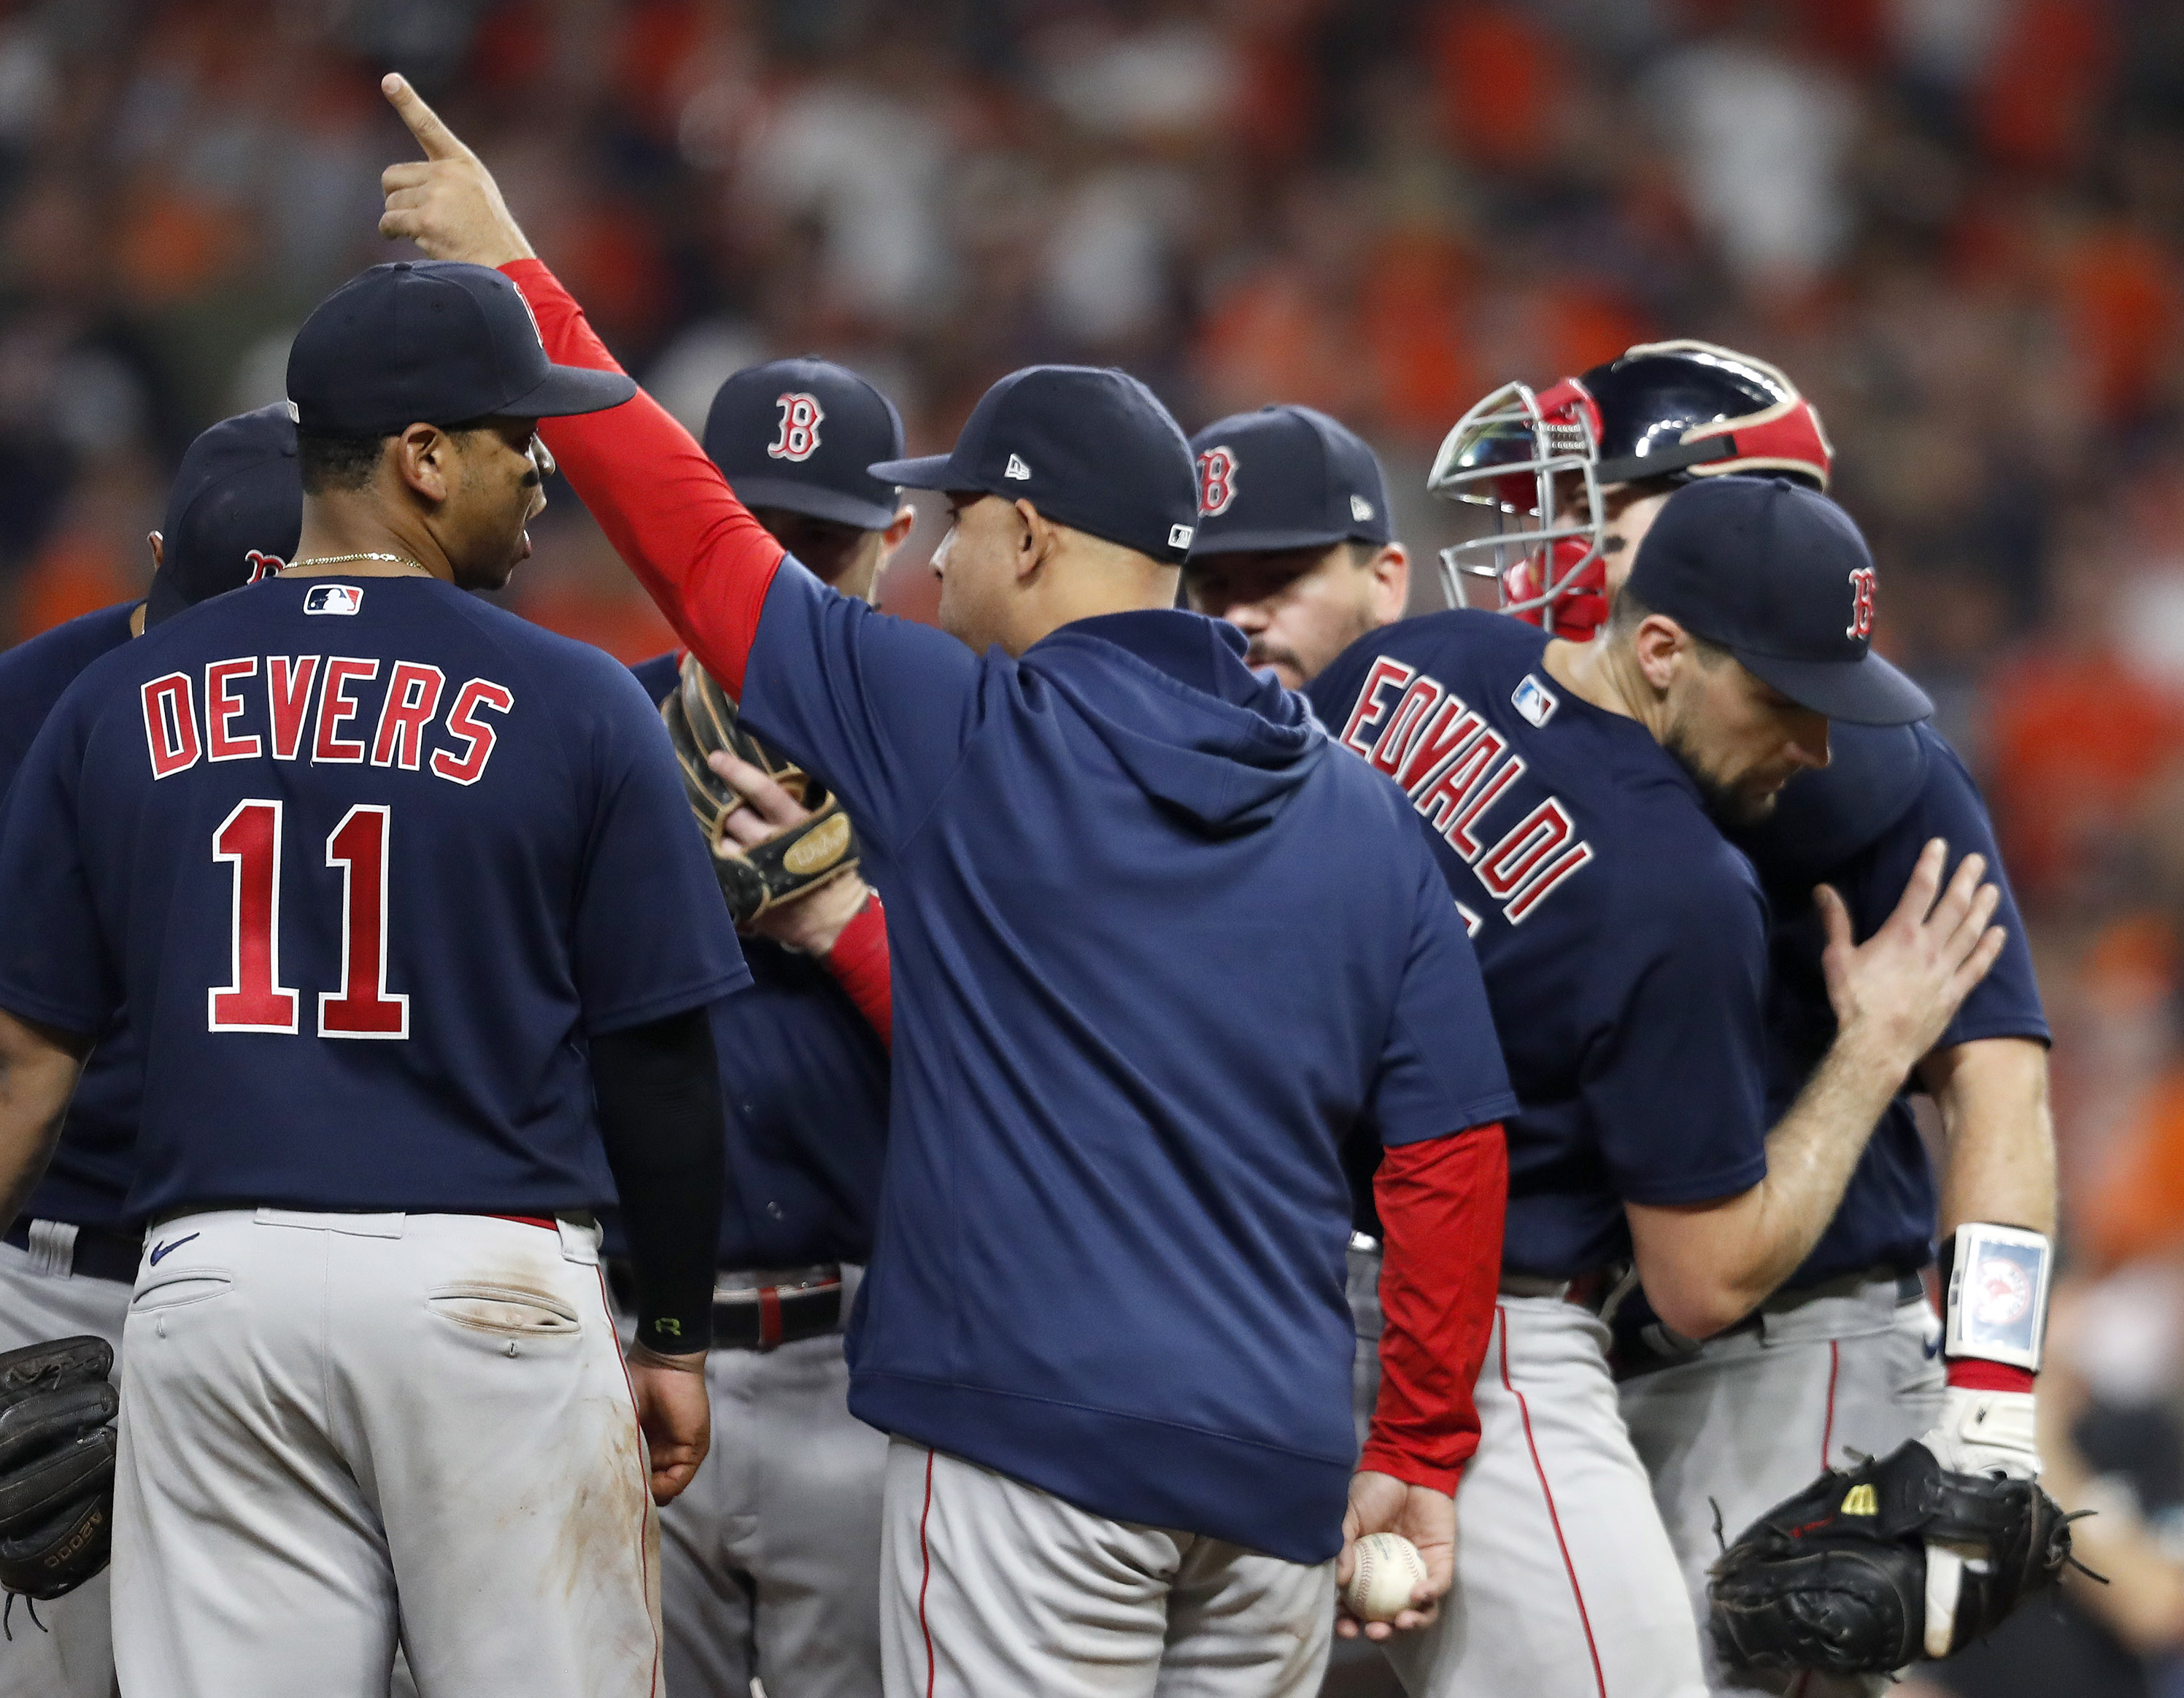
<box><xmin>0</xmin><ymin>1337</ymin><xmax>117</xmax><ymax>1606</ymax></box>
<box><xmin>1708</xmin><ymin>1439</ymin><xmax>2085</xmax><ymax>1678</ymax></box>
<box><xmin>661</xmin><ymin>653</ymin><xmax>862</xmax><ymax>928</ymax></box>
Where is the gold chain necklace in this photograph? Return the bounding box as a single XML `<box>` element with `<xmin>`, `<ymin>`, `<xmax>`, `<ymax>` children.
<box><xmin>285</xmin><ymin>551</ymin><xmax>425</xmax><ymax>572</ymax></box>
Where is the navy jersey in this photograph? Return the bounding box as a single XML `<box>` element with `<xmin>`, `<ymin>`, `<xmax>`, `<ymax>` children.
<box><xmin>1310</xmin><ymin>611</ymin><xmax>1771</xmax><ymax>1279</ymax></box>
<box><xmin>629</xmin><ymin>649</ymin><xmax>889</xmax><ymax>1269</ymax></box>
<box><xmin>741</xmin><ymin>565</ymin><xmax>1515</xmax><ymax>1565</ymax></box>
<box><xmin>0</xmin><ymin>575</ymin><xmax>749</xmax><ymax>1220</ymax></box>
<box><xmin>1732</xmin><ymin>722</ymin><xmax>2049</xmax><ymax>1286</ymax></box>
<box><xmin>0</xmin><ymin>602</ymin><xmax>142</xmax><ymax>1227</ymax></box>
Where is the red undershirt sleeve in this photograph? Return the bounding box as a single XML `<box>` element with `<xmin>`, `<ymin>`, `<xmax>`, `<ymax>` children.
<box><xmin>501</xmin><ymin>259</ymin><xmax>786</xmax><ymax>698</ymax></box>
<box><xmin>818</xmin><ymin>894</ymin><xmax>892</xmax><ymax>1049</ymax></box>
<box><xmin>1359</xmin><ymin>1122</ymin><xmax>1508</xmax><ymax>1494</ymax></box>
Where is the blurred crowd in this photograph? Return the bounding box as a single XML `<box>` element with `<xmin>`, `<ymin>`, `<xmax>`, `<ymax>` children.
<box><xmin>5</xmin><ymin>0</ymin><xmax>2184</xmax><ymax>1686</ymax></box>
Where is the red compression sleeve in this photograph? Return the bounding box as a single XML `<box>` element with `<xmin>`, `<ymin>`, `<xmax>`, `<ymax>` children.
<box><xmin>821</xmin><ymin>894</ymin><xmax>892</xmax><ymax>1048</ymax></box>
<box><xmin>1947</xmin><ymin>1359</ymin><xmax>2036</xmax><ymax>1393</ymax></box>
<box><xmin>1359</xmin><ymin>1122</ymin><xmax>1508</xmax><ymax>1494</ymax></box>
<box><xmin>501</xmin><ymin>261</ymin><xmax>786</xmax><ymax>697</ymax></box>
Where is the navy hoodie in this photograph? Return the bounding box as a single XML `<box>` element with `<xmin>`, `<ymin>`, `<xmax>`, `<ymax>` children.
<box><xmin>742</xmin><ymin>563</ymin><xmax>1513</xmax><ymax>1564</ymax></box>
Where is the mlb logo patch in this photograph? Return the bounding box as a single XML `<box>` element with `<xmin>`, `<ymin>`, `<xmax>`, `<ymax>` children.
<box><xmin>304</xmin><ymin>584</ymin><xmax>363</xmax><ymax>616</ymax></box>
<box><xmin>1511</xmin><ymin>674</ymin><xmax>1558</xmax><ymax>728</ymax></box>
<box><xmin>1169</xmin><ymin>523</ymin><xmax>1195</xmax><ymax>549</ymax></box>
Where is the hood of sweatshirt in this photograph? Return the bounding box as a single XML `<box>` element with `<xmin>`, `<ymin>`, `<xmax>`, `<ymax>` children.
<box><xmin>1019</xmin><ymin>609</ymin><xmax>1324</xmax><ymax>837</ymax></box>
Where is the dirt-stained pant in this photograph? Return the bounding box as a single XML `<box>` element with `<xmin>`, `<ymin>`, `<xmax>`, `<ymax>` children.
<box><xmin>112</xmin><ymin>1210</ymin><xmax>661</xmax><ymax>1698</ymax></box>
<box><xmin>1381</xmin><ymin>1293</ymin><xmax>1710</xmax><ymax>1698</ymax></box>
<box><xmin>1618</xmin><ymin>1276</ymin><xmax>1947</xmax><ymax>1697</ymax></box>
<box><xmin>0</xmin><ymin>1235</ymin><xmax>130</xmax><ymax>1698</ymax></box>
<box><xmin>879</xmin><ymin>1438</ymin><xmax>1334</xmax><ymax>1698</ymax></box>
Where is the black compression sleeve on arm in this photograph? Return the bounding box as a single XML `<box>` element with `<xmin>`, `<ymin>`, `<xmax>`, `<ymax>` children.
<box><xmin>591</xmin><ymin>1006</ymin><xmax>725</xmax><ymax>1355</ymax></box>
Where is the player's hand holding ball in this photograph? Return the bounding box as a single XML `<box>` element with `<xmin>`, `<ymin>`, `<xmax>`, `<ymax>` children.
<box><xmin>1336</xmin><ymin>1470</ymin><xmax>1452</xmax><ymax>1641</ymax></box>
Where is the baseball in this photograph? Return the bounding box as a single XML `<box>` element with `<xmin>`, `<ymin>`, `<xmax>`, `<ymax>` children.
<box><xmin>1343</xmin><ymin>1532</ymin><xmax>1429</xmax><ymax>1623</ymax></box>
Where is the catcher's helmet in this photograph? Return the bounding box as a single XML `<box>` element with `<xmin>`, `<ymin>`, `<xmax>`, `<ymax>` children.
<box><xmin>1427</xmin><ymin>340</ymin><xmax>1834</xmax><ymax>636</ymax></box>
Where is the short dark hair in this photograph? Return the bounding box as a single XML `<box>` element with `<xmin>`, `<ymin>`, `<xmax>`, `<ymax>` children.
<box><xmin>1607</xmin><ymin>582</ymin><xmax>1729</xmax><ymax>666</ymax></box>
<box><xmin>296</xmin><ymin>431</ymin><xmax>390</xmax><ymax>495</ymax></box>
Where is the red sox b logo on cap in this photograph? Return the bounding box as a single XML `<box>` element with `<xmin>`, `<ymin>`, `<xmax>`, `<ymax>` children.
<box><xmin>244</xmin><ymin>550</ymin><xmax>285</xmax><ymax>585</ymax></box>
<box><xmin>768</xmin><ymin>393</ymin><xmax>825</xmax><ymax>462</ymax></box>
<box><xmin>1846</xmin><ymin>566</ymin><xmax>1877</xmax><ymax>641</ymax></box>
<box><xmin>1196</xmin><ymin>446</ymin><xmax>1238</xmax><ymax>517</ymax></box>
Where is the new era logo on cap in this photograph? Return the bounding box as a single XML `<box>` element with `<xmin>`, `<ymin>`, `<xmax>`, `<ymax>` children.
<box><xmin>1350</xmin><ymin>494</ymin><xmax>1376</xmax><ymax>523</ymax></box>
<box><xmin>304</xmin><ymin>584</ymin><xmax>362</xmax><ymax>615</ymax></box>
<box><xmin>1005</xmin><ymin>453</ymin><xmax>1033</xmax><ymax>481</ymax></box>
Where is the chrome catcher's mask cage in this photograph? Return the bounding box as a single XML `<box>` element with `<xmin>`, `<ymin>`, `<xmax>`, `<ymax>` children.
<box><xmin>1426</xmin><ymin>377</ymin><xmax>1605</xmax><ymax>637</ymax></box>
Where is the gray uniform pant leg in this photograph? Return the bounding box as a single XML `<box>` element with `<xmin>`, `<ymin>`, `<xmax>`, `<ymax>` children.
<box><xmin>879</xmin><ymin>1438</ymin><xmax>1333</xmax><ymax>1698</ymax></box>
<box><xmin>1618</xmin><ymin>1281</ymin><xmax>1947</xmax><ymax>1698</ymax></box>
<box><xmin>0</xmin><ymin>1239</ymin><xmax>131</xmax><ymax>1698</ymax></box>
<box><xmin>1384</xmin><ymin>1295</ymin><xmax>1708</xmax><ymax>1698</ymax></box>
<box><xmin>660</xmin><ymin>1327</ymin><xmax>887</xmax><ymax>1698</ymax></box>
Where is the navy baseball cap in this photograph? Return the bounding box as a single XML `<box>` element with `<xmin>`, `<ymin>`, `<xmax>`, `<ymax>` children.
<box><xmin>703</xmin><ymin>358</ymin><xmax>905</xmax><ymax>531</ymax></box>
<box><xmin>288</xmin><ymin>260</ymin><xmax>633</xmax><ymax>436</ymax></box>
<box><xmin>144</xmin><ymin>403</ymin><xmax>303</xmax><ymax>628</ymax></box>
<box><xmin>1187</xmin><ymin>405</ymin><xmax>1393</xmax><ymax>555</ymax></box>
<box><xmin>871</xmin><ymin>366</ymin><xmax>1197</xmax><ymax>565</ymax></box>
<box><xmin>1627</xmin><ymin>476</ymin><xmax>1932</xmax><ymax>726</ymax></box>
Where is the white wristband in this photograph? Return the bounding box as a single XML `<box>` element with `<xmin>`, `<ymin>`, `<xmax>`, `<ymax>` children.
<box><xmin>1942</xmin><ymin>1222</ymin><xmax>2050</xmax><ymax>1373</ymax></box>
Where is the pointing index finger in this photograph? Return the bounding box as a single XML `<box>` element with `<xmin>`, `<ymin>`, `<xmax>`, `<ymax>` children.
<box><xmin>381</xmin><ymin>72</ymin><xmax>474</xmax><ymax>163</ymax></box>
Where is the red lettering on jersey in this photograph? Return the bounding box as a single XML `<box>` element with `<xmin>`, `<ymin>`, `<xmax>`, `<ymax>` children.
<box><xmin>266</xmin><ymin>656</ymin><xmax>321</xmax><ymax>760</ymax></box>
<box><xmin>1370</xmin><ymin>678</ymin><xmax>1445</xmax><ymax>777</ymax></box>
<box><xmin>1396</xmin><ymin>698</ymin><xmax>1486</xmax><ymax>795</ymax></box>
<box><xmin>318</xmin><ymin>804</ymin><xmax>409</xmax><ymax>1039</ymax></box>
<box><xmin>1340</xmin><ymin>659</ymin><xmax>1413</xmax><ymax>756</ymax></box>
<box><xmin>431</xmin><ymin>679</ymin><xmax>514</xmax><ymax>786</ymax></box>
<box><xmin>1444</xmin><ymin>749</ymin><xmax>1526</xmax><ymax>861</ymax></box>
<box><xmin>141</xmin><ymin>674</ymin><xmax>201</xmax><ymax>779</ymax></box>
<box><xmin>204</xmin><ymin>658</ymin><xmax>261</xmax><ymax>762</ymax></box>
<box><xmin>371</xmin><ymin>663</ymin><xmax>446</xmax><ymax>771</ymax></box>
<box><xmin>1504</xmin><ymin>841</ymin><xmax>1594</xmax><ymax>924</ymax></box>
<box><xmin>1416</xmin><ymin>729</ymin><xmax>1505</xmax><ymax>836</ymax></box>
<box><xmin>1479</xmin><ymin>798</ymin><xmax>1578</xmax><ymax>899</ymax></box>
<box><xmin>313</xmin><ymin>658</ymin><xmax>379</xmax><ymax>763</ymax></box>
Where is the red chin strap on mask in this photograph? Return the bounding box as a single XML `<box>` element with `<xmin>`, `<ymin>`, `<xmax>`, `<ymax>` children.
<box><xmin>1504</xmin><ymin>538</ymin><xmax>1609</xmax><ymax>640</ymax></box>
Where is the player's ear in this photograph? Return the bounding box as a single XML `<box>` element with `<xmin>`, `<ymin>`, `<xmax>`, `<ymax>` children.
<box><xmin>147</xmin><ymin>530</ymin><xmax>163</xmax><ymax>571</ymax></box>
<box><xmin>1014</xmin><ymin>499</ymin><xmax>1052</xmax><ymax>583</ymax></box>
<box><xmin>881</xmin><ymin>504</ymin><xmax>917</xmax><ymax>555</ymax></box>
<box><xmin>1370</xmin><ymin>542</ymin><xmax>1410</xmax><ymax>622</ymax></box>
<box><xmin>1629</xmin><ymin>613</ymin><xmax>1686</xmax><ymax>693</ymax></box>
<box><xmin>394</xmin><ymin>424</ymin><xmax>452</xmax><ymax>504</ymax></box>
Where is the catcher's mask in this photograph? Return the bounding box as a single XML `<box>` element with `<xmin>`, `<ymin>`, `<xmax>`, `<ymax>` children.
<box><xmin>1428</xmin><ymin>340</ymin><xmax>1834</xmax><ymax>636</ymax></box>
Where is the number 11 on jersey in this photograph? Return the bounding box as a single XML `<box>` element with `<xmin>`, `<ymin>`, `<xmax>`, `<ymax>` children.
<box><xmin>210</xmin><ymin>799</ymin><xmax>410</xmax><ymax>1038</ymax></box>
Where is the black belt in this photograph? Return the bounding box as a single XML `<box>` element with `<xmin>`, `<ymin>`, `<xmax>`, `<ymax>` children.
<box><xmin>4</xmin><ymin>1219</ymin><xmax>143</xmax><ymax>1286</ymax></box>
<box><xmin>606</xmin><ymin>1261</ymin><xmax>844</xmax><ymax>1351</ymax></box>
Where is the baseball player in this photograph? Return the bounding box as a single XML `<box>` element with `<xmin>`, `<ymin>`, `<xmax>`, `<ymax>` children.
<box><xmin>1307</xmin><ymin>473</ymin><xmax>2009</xmax><ymax>1697</ymax></box>
<box><xmin>0</xmin><ymin>403</ymin><xmax>300</xmax><ymax>1698</ymax></box>
<box><xmin>0</xmin><ymin>258</ymin><xmax>751</xmax><ymax>1698</ymax></box>
<box><xmin>617</xmin><ymin>355</ymin><xmax>913</xmax><ymax>1698</ymax></box>
<box><xmin>1435</xmin><ymin>341</ymin><xmax>2055</xmax><ymax>1691</ymax></box>
<box><xmin>1180</xmin><ymin>402</ymin><xmax>1414</xmax><ymax>1450</ymax></box>
<box><xmin>382</xmin><ymin>77</ymin><xmax>1518</xmax><ymax>1698</ymax></box>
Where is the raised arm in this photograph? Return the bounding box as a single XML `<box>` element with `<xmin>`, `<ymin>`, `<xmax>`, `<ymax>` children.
<box><xmin>377</xmin><ymin>74</ymin><xmax>785</xmax><ymax>695</ymax></box>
